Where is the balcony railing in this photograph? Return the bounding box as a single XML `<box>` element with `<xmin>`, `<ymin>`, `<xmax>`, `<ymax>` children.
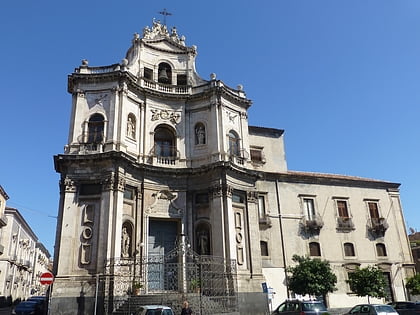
<box><xmin>336</xmin><ymin>217</ymin><xmax>355</xmax><ymax>231</ymax></box>
<box><xmin>301</xmin><ymin>215</ymin><xmax>324</xmax><ymax>234</ymax></box>
<box><xmin>228</xmin><ymin>149</ymin><xmax>249</xmax><ymax>166</ymax></box>
<box><xmin>148</xmin><ymin>144</ymin><xmax>180</xmax><ymax>165</ymax></box>
<box><xmin>141</xmin><ymin>78</ymin><xmax>191</xmax><ymax>94</ymax></box>
<box><xmin>367</xmin><ymin>217</ymin><xmax>389</xmax><ymax>236</ymax></box>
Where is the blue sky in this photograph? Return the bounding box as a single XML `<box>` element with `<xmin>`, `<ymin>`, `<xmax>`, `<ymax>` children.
<box><xmin>1</xmin><ymin>1</ymin><xmax>419</xmax><ymax>254</ymax></box>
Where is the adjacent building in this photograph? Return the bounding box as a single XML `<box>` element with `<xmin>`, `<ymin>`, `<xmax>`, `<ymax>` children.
<box><xmin>0</xmin><ymin>187</ymin><xmax>51</xmax><ymax>305</ymax></box>
<box><xmin>51</xmin><ymin>20</ymin><xmax>415</xmax><ymax>315</ymax></box>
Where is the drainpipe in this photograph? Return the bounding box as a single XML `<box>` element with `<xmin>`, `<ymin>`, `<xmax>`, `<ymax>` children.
<box><xmin>275</xmin><ymin>179</ymin><xmax>289</xmax><ymax>298</ymax></box>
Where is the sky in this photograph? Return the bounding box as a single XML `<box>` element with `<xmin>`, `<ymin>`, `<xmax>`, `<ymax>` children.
<box><xmin>1</xmin><ymin>1</ymin><xmax>419</xmax><ymax>255</ymax></box>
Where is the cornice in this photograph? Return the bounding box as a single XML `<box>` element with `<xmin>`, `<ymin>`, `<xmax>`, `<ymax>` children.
<box><xmin>266</xmin><ymin>171</ymin><xmax>400</xmax><ymax>190</ymax></box>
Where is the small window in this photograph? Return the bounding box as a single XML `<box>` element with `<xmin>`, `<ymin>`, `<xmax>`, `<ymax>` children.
<box><xmin>344</xmin><ymin>242</ymin><xmax>355</xmax><ymax>257</ymax></box>
<box><xmin>124</xmin><ymin>188</ymin><xmax>134</xmax><ymax>200</ymax></box>
<box><xmin>376</xmin><ymin>243</ymin><xmax>387</xmax><ymax>257</ymax></box>
<box><xmin>79</xmin><ymin>184</ymin><xmax>101</xmax><ymax>196</ymax></box>
<box><xmin>303</xmin><ymin>198</ymin><xmax>316</xmax><ymax>220</ymax></box>
<box><xmin>258</xmin><ymin>196</ymin><xmax>266</xmax><ymax>219</ymax></box>
<box><xmin>177</xmin><ymin>74</ymin><xmax>187</xmax><ymax>86</ymax></box>
<box><xmin>250</xmin><ymin>148</ymin><xmax>264</xmax><ymax>163</ymax></box>
<box><xmin>144</xmin><ymin>67</ymin><xmax>153</xmax><ymax>80</ymax></box>
<box><xmin>232</xmin><ymin>192</ymin><xmax>245</xmax><ymax>204</ymax></box>
<box><xmin>337</xmin><ymin>200</ymin><xmax>349</xmax><ymax>218</ymax></box>
<box><xmin>260</xmin><ymin>241</ymin><xmax>269</xmax><ymax>257</ymax></box>
<box><xmin>368</xmin><ymin>202</ymin><xmax>380</xmax><ymax>219</ymax></box>
<box><xmin>309</xmin><ymin>242</ymin><xmax>321</xmax><ymax>256</ymax></box>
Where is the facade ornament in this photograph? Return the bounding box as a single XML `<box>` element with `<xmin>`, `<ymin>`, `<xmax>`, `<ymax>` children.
<box><xmin>146</xmin><ymin>190</ymin><xmax>183</xmax><ymax>216</ymax></box>
<box><xmin>141</xmin><ymin>20</ymin><xmax>186</xmax><ymax>46</ymax></box>
<box><xmin>195</xmin><ymin>124</ymin><xmax>206</xmax><ymax>145</ymax></box>
<box><xmin>151</xmin><ymin>109</ymin><xmax>181</xmax><ymax>124</ymax></box>
<box><xmin>247</xmin><ymin>191</ymin><xmax>258</xmax><ymax>203</ymax></box>
<box><xmin>226</xmin><ymin>111</ymin><xmax>237</xmax><ymax>123</ymax></box>
<box><xmin>121</xmin><ymin>227</ymin><xmax>130</xmax><ymax>258</ymax></box>
<box><xmin>62</xmin><ymin>177</ymin><xmax>76</xmax><ymax>193</ymax></box>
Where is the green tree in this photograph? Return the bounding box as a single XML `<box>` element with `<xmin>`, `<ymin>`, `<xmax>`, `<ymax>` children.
<box><xmin>406</xmin><ymin>274</ymin><xmax>420</xmax><ymax>295</ymax></box>
<box><xmin>346</xmin><ymin>266</ymin><xmax>386</xmax><ymax>303</ymax></box>
<box><xmin>287</xmin><ymin>255</ymin><xmax>337</xmax><ymax>298</ymax></box>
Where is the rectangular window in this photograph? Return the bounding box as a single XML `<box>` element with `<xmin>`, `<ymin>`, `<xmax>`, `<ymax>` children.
<box><xmin>232</xmin><ymin>192</ymin><xmax>245</xmax><ymax>204</ymax></box>
<box><xmin>177</xmin><ymin>74</ymin><xmax>187</xmax><ymax>86</ymax></box>
<box><xmin>303</xmin><ymin>198</ymin><xmax>316</xmax><ymax>220</ymax></box>
<box><xmin>250</xmin><ymin>148</ymin><xmax>264</xmax><ymax>163</ymax></box>
<box><xmin>144</xmin><ymin>67</ymin><xmax>153</xmax><ymax>80</ymax></box>
<box><xmin>258</xmin><ymin>196</ymin><xmax>266</xmax><ymax>219</ymax></box>
<box><xmin>368</xmin><ymin>202</ymin><xmax>380</xmax><ymax>219</ymax></box>
<box><xmin>260</xmin><ymin>241</ymin><xmax>269</xmax><ymax>257</ymax></box>
<box><xmin>79</xmin><ymin>184</ymin><xmax>101</xmax><ymax>196</ymax></box>
<box><xmin>124</xmin><ymin>188</ymin><xmax>134</xmax><ymax>200</ymax></box>
<box><xmin>337</xmin><ymin>200</ymin><xmax>349</xmax><ymax>218</ymax></box>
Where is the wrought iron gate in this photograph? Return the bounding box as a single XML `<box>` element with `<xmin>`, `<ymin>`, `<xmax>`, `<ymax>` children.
<box><xmin>100</xmin><ymin>238</ymin><xmax>238</xmax><ymax>314</ymax></box>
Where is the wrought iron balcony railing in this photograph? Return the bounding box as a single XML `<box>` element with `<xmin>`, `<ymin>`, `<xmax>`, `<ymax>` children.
<box><xmin>367</xmin><ymin>217</ymin><xmax>389</xmax><ymax>236</ymax></box>
<box><xmin>301</xmin><ymin>215</ymin><xmax>324</xmax><ymax>233</ymax></box>
<box><xmin>336</xmin><ymin>216</ymin><xmax>355</xmax><ymax>231</ymax></box>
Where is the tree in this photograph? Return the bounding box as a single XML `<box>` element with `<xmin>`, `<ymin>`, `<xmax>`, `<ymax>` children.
<box><xmin>287</xmin><ymin>255</ymin><xmax>337</xmax><ymax>298</ymax></box>
<box><xmin>406</xmin><ymin>274</ymin><xmax>420</xmax><ymax>296</ymax></box>
<box><xmin>346</xmin><ymin>266</ymin><xmax>386</xmax><ymax>303</ymax></box>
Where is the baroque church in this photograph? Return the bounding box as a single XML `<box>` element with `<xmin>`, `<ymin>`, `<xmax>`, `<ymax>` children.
<box><xmin>51</xmin><ymin>20</ymin><xmax>414</xmax><ymax>315</ymax></box>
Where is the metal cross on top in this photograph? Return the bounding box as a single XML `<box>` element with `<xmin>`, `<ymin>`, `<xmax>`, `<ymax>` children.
<box><xmin>158</xmin><ymin>8</ymin><xmax>172</xmax><ymax>25</ymax></box>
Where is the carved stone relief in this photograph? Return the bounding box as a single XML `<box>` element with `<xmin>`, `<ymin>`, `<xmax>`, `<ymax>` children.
<box><xmin>146</xmin><ymin>190</ymin><xmax>183</xmax><ymax>217</ymax></box>
<box><xmin>151</xmin><ymin>109</ymin><xmax>181</xmax><ymax>124</ymax></box>
<box><xmin>234</xmin><ymin>208</ymin><xmax>244</xmax><ymax>266</ymax></box>
<box><xmin>80</xmin><ymin>204</ymin><xmax>95</xmax><ymax>265</ymax></box>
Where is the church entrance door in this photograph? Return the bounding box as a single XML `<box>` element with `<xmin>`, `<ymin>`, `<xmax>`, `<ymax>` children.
<box><xmin>147</xmin><ymin>219</ymin><xmax>178</xmax><ymax>291</ymax></box>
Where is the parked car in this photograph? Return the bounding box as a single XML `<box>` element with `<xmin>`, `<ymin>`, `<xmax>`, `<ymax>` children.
<box><xmin>388</xmin><ymin>301</ymin><xmax>420</xmax><ymax>315</ymax></box>
<box><xmin>344</xmin><ymin>304</ymin><xmax>398</xmax><ymax>315</ymax></box>
<box><xmin>272</xmin><ymin>299</ymin><xmax>329</xmax><ymax>315</ymax></box>
<box><xmin>12</xmin><ymin>300</ymin><xmax>42</xmax><ymax>315</ymax></box>
<box><xmin>135</xmin><ymin>305</ymin><xmax>174</xmax><ymax>315</ymax></box>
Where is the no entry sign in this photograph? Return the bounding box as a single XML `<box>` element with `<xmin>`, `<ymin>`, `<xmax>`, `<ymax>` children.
<box><xmin>40</xmin><ymin>272</ymin><xmax>54</xmax><ymax>285</ymax></box>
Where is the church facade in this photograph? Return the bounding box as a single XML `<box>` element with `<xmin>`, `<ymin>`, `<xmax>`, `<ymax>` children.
<box><xmin>51</xmin><ymin>21</ymin><xmax>414</xmax><ymax>315</ymax></box>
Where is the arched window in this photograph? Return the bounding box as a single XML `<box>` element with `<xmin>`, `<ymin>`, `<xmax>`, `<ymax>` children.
<box><xmin>344</xmin><ymin>242</ymin><xmax>355</xmax><ymax>257</ymax></box>
<box><xmin>87</xmin><ymin>113</ymin><xmax>104</xmax><ymax>143</ymax></box>
<box><xmin>376</xmin><ymin>243</ymin><xmax>387</xmax><ymax>257</ymax></box>
<box><xmin>154</xmin><ymin>125</ymin><xmax>176</xmax><ymax>157</ymax></box>
<box><xmin>228</xmin><ymin>130</ymin><xmax>240</xmax><ymax>156</ymax></box>
<box><xmin>260</xmin><ymin>241</ymin><xmax>269</xmax><ymax>257</ymax></box>
<box><xmin>309</xmin><ymin>242</ymin><xmax>321</xmax><ymax>256</ymax></box>
<box><xmin>127</xmin><ymin>113</ymin><xmax>136</xmax><ymax>139</ymax></box>
<box><xmin>158</xmin><ymin>62</ymin><xmax>172</xmax><ymax>84</ymax></box>
<box><xmin>195</xmin><ymin>123</ymin><xmax>206</xmax><ymax>145</ymax></box>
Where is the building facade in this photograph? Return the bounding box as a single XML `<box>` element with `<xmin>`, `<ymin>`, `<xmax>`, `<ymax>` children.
<box><xmin>51</xmin><ymin>21</ymin><xmax>414</xmax><ymax>315</ymax></box>
<box><xmin>0</xmin><ymin>206</ymin><xmax>51</xmax><ymax>304</ymax></box>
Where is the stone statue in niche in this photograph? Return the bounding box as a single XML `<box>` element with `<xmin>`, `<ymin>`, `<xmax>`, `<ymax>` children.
<box><xmin>197</xmin><ymin>229</ymin><xmax>210</xmax><ymax>255</ymax></box>
<box><xmin>195</xmin><ymin>125</ymin><xmax>205</xmax><ymax>145</ymax></box>
<box><xmin>127</xmin><ymin>117</ymin><xmax>135</xmax><ymax>138</ymax></box>
<box><xmin>121</xmin><ymin>227</ymin><xmax>130</xmax><ymax>258</ymax></box>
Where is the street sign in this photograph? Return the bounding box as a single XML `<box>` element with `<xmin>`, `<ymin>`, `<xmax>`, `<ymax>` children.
<box><xmin>40</xmin><ymin>272</ymin><xmax>54</xmax><ymax>285</ymax></box>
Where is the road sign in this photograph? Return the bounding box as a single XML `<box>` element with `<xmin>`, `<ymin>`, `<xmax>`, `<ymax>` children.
<box><xmin>40</xmin><ymin>272</ymin><xmax>54</xmax><ymax>285</ymax></box>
